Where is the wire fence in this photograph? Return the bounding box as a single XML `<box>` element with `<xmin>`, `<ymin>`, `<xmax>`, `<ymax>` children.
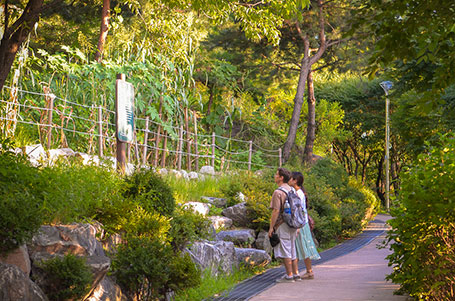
<box><xmin>0</xmin><ymin>85</ymin><xmax>283</xmax><ymax>171</ymax></box>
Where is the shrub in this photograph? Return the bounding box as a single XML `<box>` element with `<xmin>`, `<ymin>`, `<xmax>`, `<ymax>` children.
<box><xmin>111</xmin><ymin>236</ymin><xmax>201</xmax><ymax>300</ymax></box>
<box><xmin>37</xmin><ymin>254</ymin><xmax>93</xmax><ymax>301</ymax></box>
<box><xmin>168</xmin><ymin>206</ymin><xmax>212</xmax><ymax>250</ymax></box>
<box><xmin>124</xmin><ymin>168</ymin><xmax>175</xmax><ymax>216</ymax></box>
<box><xmin>220</xmin><ymin>177</ymin><xmax>244</xmax><ymax>207</ymax></box>
<box><xmin>386</xmin><ymin>135</ymin><xmax>455</xmax><ymax>300</ymax></box>
<box><xmin>0</xmin><ymin>150</ymin><xmax>45</xmax><ymax>254</ymax></box>
<box><xmin>39</xmin><ymin>161</ymin><xmax>124</xmax><ymax>223</ymax></box>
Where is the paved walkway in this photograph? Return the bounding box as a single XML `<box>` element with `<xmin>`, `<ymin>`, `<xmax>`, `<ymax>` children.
<box><xmin>250</xmin><ymin>214</ymin><xmax>410</xmax><ymax>300</ymax></box>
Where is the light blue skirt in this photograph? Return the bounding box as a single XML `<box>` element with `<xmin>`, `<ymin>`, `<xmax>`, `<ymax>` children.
<box><xmin>296</xmin><ymin>223</ymin><xmax>321</xmax><ymax>261</ymax></box>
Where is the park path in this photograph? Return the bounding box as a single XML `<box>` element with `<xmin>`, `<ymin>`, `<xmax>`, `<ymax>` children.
<box><xmin>249</xmin><ymin>214</ymin><xmax>410</xmax><ymax>300</ymax></box>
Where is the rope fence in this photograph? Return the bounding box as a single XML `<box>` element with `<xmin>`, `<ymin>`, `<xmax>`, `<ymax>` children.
<box><xmin>1</xmin><ymin>85</ymin><xmax>283</xmax><ymax>171</ymax></box>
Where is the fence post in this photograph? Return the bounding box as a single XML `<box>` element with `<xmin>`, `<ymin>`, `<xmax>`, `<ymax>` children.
<box><xmin>211</xmin><ymin>132</ymin><xmax>215</xmax><ymax>168</ymax></box>
<box><xmin>98</xmin><ymin>106</ymin><xmax>103</xmax><ymax>158</ymax></box>
<box><xmin>279</xmin><ymin>148</ymin><xmax>282</xmax><ymax>167</ymax></box>
<box><xmin>142</xmin><ymin>116</ymin><xmax>149</xmax><ymax>166</ymax></box>
<box><xmin>116</xmin><ymin>73</ymin><xmax>127</xmax><ymax>174</ymax></box>
<box><xmin>47</xmin><ymin>95</ymin><xmax>54</xmax><ymax>149</ymax></box>
<box><xmin>178</xmin><ymin>126</ymin><xmax>183</xmax><ymax>170</ymax></box>
<box><xmin>193</xmin><ymin>112</ymin><xmax>199</xmax><ymax>171</ymax></box>
<box><xmin>161</xmin><ymin>132</ymin><xmax>167</xmax><ymax>168</ymax></box>
<box><xmin>248</xmin><ymin>141</ymin><xmax>253</xmax><ymax>171</ymax></box>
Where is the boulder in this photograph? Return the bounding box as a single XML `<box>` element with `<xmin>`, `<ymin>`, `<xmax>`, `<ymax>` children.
<box><xmin>202</xmin><ymin>196</ymin><xmax>227</xmax><ymax>208</ymax></box>
<box><xmin>0</xmin><ymin>245</ymin><xmax>31</xmax><ymax>276</ymax></box>
<box><xmin>199</xmin><ymin>165</ymin><xmax>215</xmax><ymax>176</ymax></box>
<box><xmin>222</xmin><ymin>202</ymin><xmax>250</xmax><ymax>227</ymax></box>
<box><xmin>48</xmin><ymin>148</ymin><xmax>75</xmax><ymax>165</ymax></box>
<box><xmin>236</xmin><ymin>192</ymin><xmax>246</xmax><ymax>202</ymax></box>
<box><xmin>186</xmin><ymin>241</ymin><xmax>236</xmax><ymax>277</ymax></box>
<box><xmin>28</xmin><ymin>224</ymin><xmax>110</xmax><ymax>299</ymax></box>
<box><xmin>75</xmin><ymin>152</ymin><xmax>100</xmax><ymax>166</ymax></box>
<box><xmin>216</xmin><ymin>229</ymin><xmax>256</xmax><ymax>247</ymax></box>
<box><xmin>22</xmin><ymin>144</ymin><xmax>46</xmax><ymax>166</ymax></box>
<box><xmin>0</xmin><ymin>263</ymin><xmax>48</xmax><ymax>301</ymax></box>
<box><xmin>86</xmin><ymin>276</ymin><xmax>127</xmax><ymax>301</ymax></box>
<box><xmin>183</xmin><ymin>202</ymin><xmax>211</xmax><ymax>216</ymax></box>
<box><xmin>158</xmin><ymin>168</ymin><xmax>169</xmax><ymax>176</ymax></box>
<box><xmin>125</xmin><ymin>163</ymin><xmax>135</xmax><ymax>176</ymax></box>
<box><xmin>180</xmin><ymin>169</ymin><xmax>189</xmax><ymax>180</ymax></box>
<box><xmin>208</xmin><ymin>216</ymin><xmax>233</xmax><ymax>230</ymax></box>
<box><xmin>235</xmin><ymin>248</ymin><xmax>271</xmax><ymax>268</ymax></box>
<box><xmin>188</xmin><ymin>171</ymin><xmax>199</xmax><ymax>180</ymax></box>
<box><xmin>254</xmin><ymin>230</ymin><xmax>273</xmax><ymax>255</ymax></box>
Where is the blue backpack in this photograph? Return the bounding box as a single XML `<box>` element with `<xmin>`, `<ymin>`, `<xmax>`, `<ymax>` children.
<box><xmin>278</xmin><ymin>187</ymin><xmax>306</xmax><ymax>229</ymax></box>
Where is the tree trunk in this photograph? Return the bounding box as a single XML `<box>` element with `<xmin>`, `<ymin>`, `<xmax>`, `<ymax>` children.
<box><xmin>303</xmin><ymin>70</ymin><xmax>316</xmax><ymax>163</ymax></box>
<box><xmin>282</xmin><ymin>0</ymin><xmax>327</xmax><ymax>162</ymax></box>
<box><xmin>0</xmin><ymin>0</ymin><xmax>44</xmax><ymax>90</ymax></box>
<box><xmin>375</xmin><ymin>156</ymin><xmax>385</xmax><ymax>205</ymax></box>
<box><xmin>282</xmin><ymin>51</ymin><xmax>310</xmax><ymax>162</ymax></box>
<box><xmin>94</xmin><ymin>0</ymin><xmax>110</xmax><ymax>62</ymax></box>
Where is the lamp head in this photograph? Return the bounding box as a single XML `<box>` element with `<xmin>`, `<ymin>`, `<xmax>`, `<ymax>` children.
<box><xmin>380</xmin><ymin>81</ymin><xmax>393</xmax><ymax>95</ymax></box>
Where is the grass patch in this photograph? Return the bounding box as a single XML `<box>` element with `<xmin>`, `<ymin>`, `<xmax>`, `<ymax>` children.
<box><xmin>164</xmin><ymin>174</ymin><xmax>230</xmax><ymax>204</ymax></box>
<box><xmin>175</xmin><ymin>266</ymin><xmax>262</xmax><ymax>301</ymax></box>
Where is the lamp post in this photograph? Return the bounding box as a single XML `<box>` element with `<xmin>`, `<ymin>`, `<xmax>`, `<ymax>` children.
<box><xmin>380</xmin><ymin>81</ymin><xmax>393</xmax><ymax>212</ymax></box>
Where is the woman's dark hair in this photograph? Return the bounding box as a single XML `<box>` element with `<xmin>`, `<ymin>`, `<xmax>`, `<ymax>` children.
<box><xmin>291</xmin><ymin>171</ymin><xmax>304</xmax><ymax>187</ymax></box>
<box><xmin>292</xmin><ymin>171</ymin><xmax>308</xmax><ymax>209</ymax></box>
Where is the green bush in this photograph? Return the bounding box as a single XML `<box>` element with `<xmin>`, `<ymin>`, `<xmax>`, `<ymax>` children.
<box><xmin>168</xmin><ymin>206</ymin><xmax>213</xmax><ymax>250</ymax></box>
<box><xmin>220</xmin><ymin>176</ymin><xmax>244</xmax><ymax>207</ymax></box>
<box><xmin>124</xmin><ymin>168</ymin><xmax>175</xmax><ymax>216</ymax></box>
<box><xmin>386</xmin><ymin>135</ymin><xmax>455</xmax><ymax>300</ymax></box>
<box><xmin>37</xmin><ymin>254</ymin><xmax>93</xmax><ymax>301</ymax></box>
<box><xmin>0</xmin><ymin>150</ymin><xmax>45</xmax><ymax>254</ymax></box>
<box><xmin>111</xmin><ymin>236</ymin><xmax>201</xmax><ymax>300</ymax></box>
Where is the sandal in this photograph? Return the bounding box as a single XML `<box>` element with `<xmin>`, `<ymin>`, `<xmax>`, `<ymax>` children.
<box><xmin>301</xmin><ymin>272</ymin><xmax>314</xmax><ymax>279</ymax></box>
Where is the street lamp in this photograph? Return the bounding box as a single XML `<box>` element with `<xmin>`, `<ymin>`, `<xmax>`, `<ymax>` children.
<box><xmin>380</xmin><ymin>81</ymin><xmax>393</xmax><ymax>212</ymax></box>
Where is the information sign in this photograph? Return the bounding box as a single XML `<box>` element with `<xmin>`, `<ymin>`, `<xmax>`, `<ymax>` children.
<box><xmin>116</xmin><ymin>79</ymin><xmax>135</xmax><ymax>142</ymax></box>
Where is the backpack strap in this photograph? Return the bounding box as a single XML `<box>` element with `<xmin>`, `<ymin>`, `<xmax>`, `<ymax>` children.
<box><xmin>277</xmin><ymin>187</ymin><xmax>290</xmax><ymax>212</ymax></box>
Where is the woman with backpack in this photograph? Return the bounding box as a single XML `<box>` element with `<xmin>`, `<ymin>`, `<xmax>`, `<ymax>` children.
<box><xmin>289</xmin><ymin>171</ymin><xmax>321</xmax><ymax>279</ymax></box>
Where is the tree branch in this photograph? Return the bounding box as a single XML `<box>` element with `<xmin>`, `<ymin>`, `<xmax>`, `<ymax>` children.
<box><xmin>4</xmin><ymin>0</ymin><xmax>8</xmax><ymax>34</ymax></box>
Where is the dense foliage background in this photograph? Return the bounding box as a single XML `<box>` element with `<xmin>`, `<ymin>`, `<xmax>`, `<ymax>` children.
<box><xmin>2</xmin><ymin>0</ymin><xmax>455</xmax><ymax>298</ymax></box>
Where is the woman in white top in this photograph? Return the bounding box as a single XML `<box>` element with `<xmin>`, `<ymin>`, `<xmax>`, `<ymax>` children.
<box><xmin>289</xmin><ymin>171</ymin><xmax>320</xmax><ymax>279</ymax></box>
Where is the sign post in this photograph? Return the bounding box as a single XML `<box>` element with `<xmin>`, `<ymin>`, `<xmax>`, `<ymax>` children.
<box><xmin>115</xmin><ymin>74</ymin><xmax>134</xmax><ymax>173</ymax></box>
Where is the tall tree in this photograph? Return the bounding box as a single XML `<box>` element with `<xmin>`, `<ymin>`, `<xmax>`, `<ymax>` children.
<box><xmin>94</xmin><ymin>0</ymin><xmax>109</xmax><ymax>62</ymax></box>
<box><xmin>0</xmin><ymin>0</ymin><xmax>45</xmax><ymax>90</ymax></box>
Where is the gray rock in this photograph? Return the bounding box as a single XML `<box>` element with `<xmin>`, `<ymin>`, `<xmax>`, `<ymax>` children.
<box><xmin>216</xmin><ymin>229</ymin><xmax>256</xmax><ymax>247</ymax></box>
<box><xmin>158</xmin><ymin>168</ymin><xmax>169</xmax><ymax>176</ymax></box>
<box><xmin>188</xmin><ymin>171</ymin><xmax>199</xmax><ymax>180</ymax></box>
<box><xmin>199</xmin><ymin>165</ymin><xmax>215</xmax><ymax>176</ymax></box>
<box><xmin>22</xmin><ymin>144</ymin><xmax>46</xmax><ymax>166</ymax></box>
<box><xmin>0</xmin><ymin>245</ymin><xmax>31</xmax><ymax>276</ymax></box>
<box><xmin>28</xmin><ymin>223</ymin><xmax>110</xmax><ymax>299</ymax></box>
<box><xmin>48</xmin><ymin>148</ymin><xmax>75</xmax><ymax>164</ymax></box>
<box><xmin>0</xmin><ymin>263</ymin><xmax>48</xmax><ymax>301</ymax></box>
<box><xmin>183</xmin><ymin>202</ymin><xmax>211</xmax><ymax>216</ymax></box>
<box><xmin>235</xmin><ymin>248</ymin><xmax>271</xmax><ymax>267</ymax></box>
<box><xmin>75</xmin><ymin>152</ymin><xmax>101</xmax><ymax>166</ymax></box>
<box><xmin>236</xmin><ymin>192</ymin><xmax>246</xmax><ymax>202</ymax></box>
<box><xmin>125</xmin><ymin>163</ymin><xmax>135</xmax><ymax>176</ymax></box>
<box><xmin>186</xmin><ymin>241</ymin><xmax>237</xmax><ymax>277</ymax></box>
<box><xmin>86</xmin><ymin>276</ymin><xmax>127</xmax><ymax>301</ymax></box>
<box><xmin>254</xmin><ymin>230</ymin><xmax>273</xmax><ymax>255</ymax></box>
<box><xmin>180</xmin><ymin>169</ymin><xmax>189</xmax><ymax>180</ymax></box>
<box><xmin>208</xmin><ymin>216</ymin><xmax>233</xmax><ymax>230</ymax></box>
<box><xmin>201</xmin><ymin>196</ymin><xmax>227</xmax><ymax>208</ymax></box>
<box><xmin>222</xmin><ymin>202</ymin><xmax>250</xmax><ymax>227</ymax></box>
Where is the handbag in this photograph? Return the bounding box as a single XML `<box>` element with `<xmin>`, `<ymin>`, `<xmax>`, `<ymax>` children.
<box><xmin>308</xmin><ymin>215</ymin><xmax>315</xmax><ymax>231</ymax></box>
<box><xmin>269</xmin><ymin>231</ymin><xmax>280</xmax><ymax>247</ymax></box>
